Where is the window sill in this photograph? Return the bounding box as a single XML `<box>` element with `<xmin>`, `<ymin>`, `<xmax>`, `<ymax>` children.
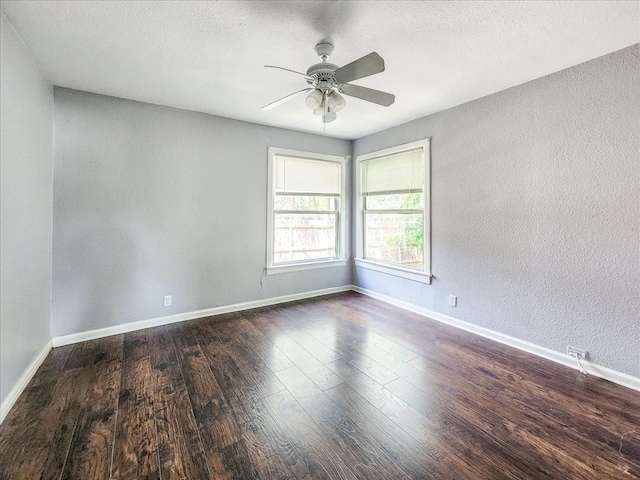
<box><xmin>267</xmin><ymin>259</ymin><xmax>347</xmax><ymax>275</ymax></box>
<box><xmin>354</xmin><ymin>258</ymin><xmax>432</xmax><ymax>284</ymax></box>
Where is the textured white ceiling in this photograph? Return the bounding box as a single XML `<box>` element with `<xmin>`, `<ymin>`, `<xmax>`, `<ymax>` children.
<box><xmin>1</xmin><ymin>1</ymin><xmax>638</xmax><ymax>139</ymax></box>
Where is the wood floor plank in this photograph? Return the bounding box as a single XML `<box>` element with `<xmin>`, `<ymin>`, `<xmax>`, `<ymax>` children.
<box><xmin>110</xmin><ymin>330</ymin><xmax>160</xmax><ymax>480</ymax></box>
<box><xmin>0</xmin><ymin>361</ymin><xmax>82</xmax><ymax>480</ymax></box>
<box><xmin>29</xmin><ymin>343</ymin><xmax>75</xmax><ymax>388</ymax></box>
<box><xmin>269</xmin><ymin>305</ymin><xmax>343</xmax><ymax>364</ymax></box>
<box><xmin>292</xmin><ymin>300</ymin><xmax>430</xmax><ymax>376</ymax></box>
<box><xmin>385</xmin><ymin>376</ymin><xmax>570</xmax><ymax>479</ymax></box>
<box><xmin>372</xmin><ymin>381</ymin><xmax>511</xmax><ymax>479</ymax></box>
<box><xmin>199</xmin><ymin>340</ymin><xmax>270</xmax><ymax>425</ymax></box>
<box><xmin>319</xmin><ymin>294</ymin><xmax>436</xmax><ymax>354</ymax></box>
<box><xmin>171</xmin><ymin>324</ymin><xmax>244</xmax><ymax>479</ymax></box>
<box><xmin>325</xmin><ymin>382</ymin><xmax>448</xmax><ymax>480</ymax></box>
<box><xmin>405</xmin><ymin>342</ymin><xmax>640</xmax><ymax>477</ymax></box>
<box><xmin>148</xmin><ymin>326</ymin><xmax>211</xmax><ymax>480</ymax></box>
<box><xmin>240</xmin><ymin>412</ymin><xmax>312</xmax><ymax>480</ymax></box>
<box><xmin>1</xmin><ymin>292</ymin><xmax>638</xmax><ymax>480</ymax></box>
<box><xmin>234</xmin><ymin>315</ymin><xmax>295</xmax><ymax>372</ymax></box>
<box><xmin>410</xmin><ymin>342</ymin><xmax>637</xmax><ymax>478</ymax></box>
<box><xmin>287</xmin><ymin>300</ymin><xmax>419</xmax><ymax>363</ymax></box>
<box><xmin>217</xmin><ymin>441</ymin><xmax>260</xmax><ymax>479</ymax></box>
<box><xmin>194</xmin><ymin>316</ymin><xmax>286</xmax><ymax>400</ymax></box>
<box><xmin>61</xmin><ymin>335</ymin><xmax>124</xmax><ymax>480</ymax></box>
<box><xmin>193</xmin><ymin>320</ymin><xmax>284</xmax><ymax>424</ymax></box>
<box><xmin>275</xmin><ymin>365</ymin><xmax>413</xmax><ymax>480</ymax></box>
<box><xmin>246</xmin><ymin>309</ymin><xmax>343</xmax><ymax>391</ymax></box>
<box><xmin>325</xmin><ymin>357</ymin><xmax>388</xmax><ymax>408</ymax></box>
<box><xmin>261</xmin><ymin>389</ymin><xmax>359</xmax><ymax>480</ymax></box>
<box><xmin>304</xmin><ymin>328</ymin><xmax>405</xmax><ymax>388</ymax></box>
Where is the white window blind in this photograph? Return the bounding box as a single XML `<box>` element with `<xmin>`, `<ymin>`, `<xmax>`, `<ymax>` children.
<box><xmin>275</xmin><ymin>156</ymin><xmax>341</xmax><ymax>195</ymax></box>
<box><xmin>361</xmin><ymin>147</ymin><xmax>424</xmax><ymax>195</ymax></box>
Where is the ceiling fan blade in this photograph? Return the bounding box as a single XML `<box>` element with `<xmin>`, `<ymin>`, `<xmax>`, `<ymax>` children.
<box><xmin>262</xmin><ymin>88</ymin><xmax>312</xmax><ymax>111</ymax></box>
<box><xmin>334</xmin><ymin>52</ymin><xmax>385</xmax><ymax>84</ymax></box>
<box><xmin>264</xmin><ymin>65</ymin><xmax>312</xmax><ymax>79</ymax></box>
<box><xmin>341</xmin><ymin>84</ymin><xmax>395</xmax><ymax>107</ymax></box>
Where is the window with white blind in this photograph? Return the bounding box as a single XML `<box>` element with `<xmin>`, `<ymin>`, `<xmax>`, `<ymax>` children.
<box><xmin>267</xmin><ymin>147</ymin><xmax>347</xmax><ymax>274</ymax></box>
<box><xmin>356</xmin><ymin>139</ymin><xmax>431</xmax><ymax>283</ymax></box>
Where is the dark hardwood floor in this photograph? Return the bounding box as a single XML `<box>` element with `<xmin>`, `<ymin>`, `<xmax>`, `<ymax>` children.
<box><xmin>1</xmin><ymin>292</ymin><xmax>638</xmax><ymax>479</ymax></box>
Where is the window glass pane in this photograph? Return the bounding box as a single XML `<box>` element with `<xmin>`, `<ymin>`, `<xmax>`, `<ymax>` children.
<box><xmin>275</xmin><ymin>195</ymin><xmax>336</xmax><ymax>212</ymax></box>
<box><xmin>366</xmin><ymin>193</ymin><xmax>422</xmax><ymax>211</ymax></box>
<box><xmin>274</xmin><ymin>213</ymin><xmax>337</xmax><ymax>263</ymax></box>
<box><xmin>365</xmin><ymin>213</ymin><xmax>423</xmax><ymax>269</ymax></box>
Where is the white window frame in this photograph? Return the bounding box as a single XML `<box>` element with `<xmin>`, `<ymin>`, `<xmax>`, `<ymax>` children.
<box><xmin>267</xmin><ymin>147</ymin><xmax>347</xmax><ymax>275</ymax></box>
<box><xmin>355</xmin><ymin>139</ymin><xmax>432</xmax><ymax>284</ymax></box>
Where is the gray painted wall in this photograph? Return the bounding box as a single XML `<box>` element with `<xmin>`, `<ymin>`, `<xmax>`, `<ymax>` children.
<box><xmin>52</xmin><ymin>88</ymin><xmax>351</xmax><ymax>337</ymax></box>
<box><xmin>353</xmin><ymin>45</ymin><xmax>639</xmax><ymax>377</ymax></box>
<box><xmin>0</xmin><ymin>12</ymin><xmax>54</xmax><ymax>404</ymax></box>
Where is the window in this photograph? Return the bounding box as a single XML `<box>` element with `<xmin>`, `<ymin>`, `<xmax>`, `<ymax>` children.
<box><xmin>267</xmin><ymin>147</ymin><xmax>347</xmax><ymax>274</ymax></box>
<box><xmin>356</xmin><ymin>139</ymin><xmax>431</xmax><ymax>283</ymax></box>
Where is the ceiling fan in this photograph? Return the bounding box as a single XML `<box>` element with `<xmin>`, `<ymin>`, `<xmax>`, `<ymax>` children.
<box><xmin>262</xmin><ymin>42</ymin><xmax>395</xmax><ymax>123</ymax></box>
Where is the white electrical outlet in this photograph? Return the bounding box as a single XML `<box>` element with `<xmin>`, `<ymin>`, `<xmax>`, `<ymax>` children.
<box><xmin>163</xmin><ymin>295</ymin><xmax>172</xmax><ymax>307</ymax></box>
<box><xmin>567</xmin><ymin>345</ymin><xmax>588</xmax><ymax>359</ymax></box>
<box><xmin>448</xmin><ymin>295</ymin><xmax>457</xmax><ymax>307</ymax></box>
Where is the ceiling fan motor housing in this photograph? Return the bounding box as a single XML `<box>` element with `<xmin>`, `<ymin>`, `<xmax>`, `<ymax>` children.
<box><xmin>306</xmin><ymin>42</ymin><xmax>341</xmax><ymax>93</ymax></box>
<box><xmin>306</xmin><ymin>64</ymin><xmax>340</xmax><ymax>90</ymax></box>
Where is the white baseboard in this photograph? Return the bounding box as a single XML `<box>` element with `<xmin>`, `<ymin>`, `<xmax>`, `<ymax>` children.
<box><xmin>46</xmin><ymin>283</ymin><xmax>639</xmax><ymax>394</ymax></box>
<box><xmin>0</xmin><ymin>339</ymin><xmax>53</xmax><ymax>424</ymax></box>
<box><xmin>352</xmin><ymin>286</ymin><xmax>640</xmax><ymax>392</ymax></box>
<box><xmin>52</xmin><ymin>285</ymin><xmax>353</xmax><ymax>347</ymax></box>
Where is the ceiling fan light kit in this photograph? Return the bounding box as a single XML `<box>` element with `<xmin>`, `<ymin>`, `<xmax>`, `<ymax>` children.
<box><xmin>263</xmin><ymin>42</ymin><xmax>395</xmax><ymax>124</ymax></box>
<box><xmin>323</xmin><ymin>109</ymin><xmax>337</xmax><ymax>124</ymax></box>
<box><xmin>328</xmin><ymin>91</ymin><xmax>346</xmax><ymax>112</ymax></box>
<box><xmin>305</xmin><ymin>88</ymin><xmax>324</xmax><ymax>109</ymax></box>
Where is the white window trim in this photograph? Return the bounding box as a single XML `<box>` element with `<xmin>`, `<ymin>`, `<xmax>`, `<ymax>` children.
<box><xmin>266</xmin><ymin>258</ymin><xmax>347</xmax><ymax>275</ymax></box>
<box><xmin>266</xmin><ymin>147</ymin><xmax>348</xmax><ymax>275</ymax></box>
<box><xmin>355</xmin><ymin>138</ymin><xmax>432</xmax><ymax>284</ymax></box>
